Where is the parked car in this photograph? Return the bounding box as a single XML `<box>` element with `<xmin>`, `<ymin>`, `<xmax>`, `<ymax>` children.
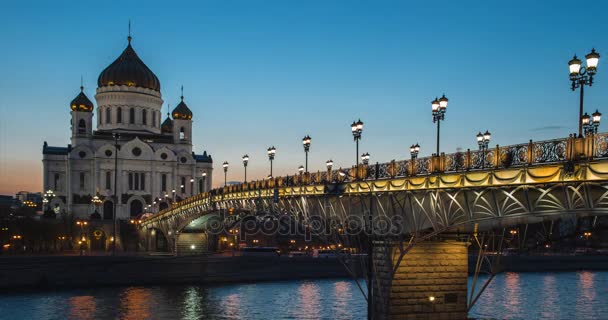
<box><xmin>240</xmin><ymin>247</ymin><xmax>280</xmax><ymax>257</ymax></box>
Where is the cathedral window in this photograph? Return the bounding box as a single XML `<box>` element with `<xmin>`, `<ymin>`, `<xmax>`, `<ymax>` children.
<box><xmin>129</xmin><ymin>108</ymin><xmax>135</xmax><ymax>124</ymax></box>
<box><xmin>142</xmin><ymin>109</ymin><xmax>147</xmax><ymax>125</ymax></box>
<box><xmin>105</xmin><ymin>171</ymin><xmax>111</xmax><ymax>190</ymax></box>
<box><xmin>180</xmin><ymin>127</ymin><xmax>186</xmax><ymax>140</ymax></box>
<box><xmin>54</xmin><ymin>173</ymin><xmax>60</xmax><ymax>190</ymax></box>
<box><xmin>128</xmin><ymin>172</ymin><xmax>145</xmax><ymax>191</ymax></box>
<box><xmin>79</xmin><ymin>172</ymin><xmax>85</xmax><ymax>190</ymax></box>
<box><xmin>78</xmin><ymin>119</ymin><xmax>86</xmax><ymax>134</ymax></box>
<box><xmin>152</xmin><ymin>111</ymin><xmax>156</xmax><ymax>127</ymax></box>
<box><xmin>134</xmin><ymin>173</ymin><xmax>140</xmax><ymax>190</ymax></box>
<box><xmin>161</xmin><ymin>174</ymin><xmax>167</xmax><ymax>192</ymax></box>
<box><xmin>198</xmin><ymin>179</ymin><xmax>203</xmax><ymax>193</ymax></box>
<box><xmin>105</xmin><ymin>108</ymin><xmax>111</xmax><ymax>124</ymax></box>
<box><xmin>117</xmin><ymin>107</ymin><xmax>122</xmax><ymax>123</ymax></box>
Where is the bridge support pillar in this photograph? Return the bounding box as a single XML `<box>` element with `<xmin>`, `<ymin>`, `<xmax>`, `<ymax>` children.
<box><xmin>373</xmin><ymin>240</ymin><xmax>468</xmax><ymax>320</ymax></box>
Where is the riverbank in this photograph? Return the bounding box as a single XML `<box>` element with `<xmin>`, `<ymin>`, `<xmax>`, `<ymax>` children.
<box><xmin>0</xmin><ymin>255</ymin><xmax>362</xmax><ymax>291</ymax></box>
<box><xmin>1</xmin><ymin>254</ymin><xmax>608</xmax><ymax>291</ymax></box>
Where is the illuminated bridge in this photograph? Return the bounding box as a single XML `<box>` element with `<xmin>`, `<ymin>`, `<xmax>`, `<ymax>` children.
<box><xmin>140</xmin><ymin>133</ymin><xmax>608</xmax><ymax>319</ymax></box>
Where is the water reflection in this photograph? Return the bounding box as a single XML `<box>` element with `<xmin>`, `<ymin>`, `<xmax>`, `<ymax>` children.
<box><xmin>333</xmin><ymin>281</ymin><xmax>353</xmax><ymax>320</ymax></box>
<box><xmin>296</xmin><ymin>282</ymin><xmax>321</xmax><ymax>319</ymax></box>
<box><xmin>119</xmin><ymin>287</ymin><xmax>152</xmax><ymax>320</ymax></box>
<box><xmin>539</xmin><ymin>274</ymin><xmax>558</xmax><ymax>319</ymax></box>
<box><xmin>503</xmin><ymin>272</ymin><xmax>521</xmax><ymax>316</ymax></box>
<box><xmin>1</xmin><ymin>273</ymin><xmax>606</xmax><ymax>320</ymax></box>
<box><xmin>575</xmin><ymin>271</ymin><xmax>597</xmax><ymax>317</ymax></box>
<box><xmin>469</xmin><ymin>271</ymin><xmax>608</xmax><ymax>320</ymax></box>
<box><xmin>68</xmin><ymin>296</ymin><xmax>96</xmax><ymax>320</ymax></box>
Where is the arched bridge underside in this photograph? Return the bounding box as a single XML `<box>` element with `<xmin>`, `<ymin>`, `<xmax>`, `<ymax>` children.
<box><xmin>142</xmin><ymin>161</ymin><xmax>608</xmax><ymax>252</ymax></box>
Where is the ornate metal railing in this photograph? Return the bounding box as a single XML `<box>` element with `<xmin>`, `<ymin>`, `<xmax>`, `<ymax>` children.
<box><xmin>144</xmin><ymin>133</ymin><xmax>608</xmax><ymax>223</ymax></box>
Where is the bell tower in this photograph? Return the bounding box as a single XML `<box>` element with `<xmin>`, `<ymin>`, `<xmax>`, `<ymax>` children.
<box><xmin>171</xmin><ymin>87</ymin><xmax>193</xmax><ymax>146</ymax></box>
<box><xmin>70</xmin><ymin>85</ymin><xmax>94</xmax><ymax>145</ymax></box>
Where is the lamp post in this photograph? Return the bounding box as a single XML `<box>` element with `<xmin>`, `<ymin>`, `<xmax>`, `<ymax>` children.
<box><xmin>91</xmin><ymin>194</ymin><xmax>102</xmax><ymax>216</ymax></box>
<box><xmin>298</xmin><ymin>165</ymin><xmax>304</xmax><ymax>175</ymax></box>
<box><xmin>43</xmin><ymin>189</ymin><xmax>56</xmax><ymax>212</ymax></box>
<box><xmin>302</xmin><ymin>135</ymin><xmax>311</xmax><ymax>173</ymax></box>
<box><xmin>351</xmin><ymin>119</ymin><xmax>364</xmax><ymax>168</ymax></box>
<box><xmin>112</xmin><ymin>132</ymin><xmax>120</xmax><ymax>256</ymax></box>
<box><xmin>582</xmin><ymin>110</ymin><xmax>602</xmax><ymax>136</ymax></box>
<box><xmin>410</xmin><ymin>143</ymin><xmax>420</xmax><ymax>160</ymax></box>
<box><xmin>242</xmin><ymin>155</ymin><xmax>249</xmax><ymax>182</ymax></box>
<box><xmin>267</xmin><ymin>146</ymin><xmax>276</xmax><ymax>177</ymax></box>
<box><xmin>326</xmin><ymin>160</ymin><xmax>334</xmax><ymax>182</ymax></box>
<box><xmin>361</xmin><ymin>152</ymin><xmax>370</xmax><ymax>166</ymax></box>
<box><xmin>569</xmin><ymin>49</ymin><xmax>600</xmax><ymax>137</ymax></box>
<box><xmin>172</xmin><ymin>189</ymin><xmax>176</xmax><ymax>202</ymax></box>
<box><xmin>431</xmin><ymin>95</ymin><xmax>448</xmax><ymax>156</ymax></box>
<box><xmin>189</xmin><ymin>178</ymin><xmax>194</xmax><ymax>196</ymax></box>
<box><xmin>476</xmin><ymin>130</ymin><xmax>491</xmax><ymax>169</ymax></box>
<box><xmin>223</xmin><ymin>161</ymin><xmax>229</xmax><ymax>186</ymax></box>
<box><xmin>202</xmin><ymin>172</ymin><xmax>207</xmax><ymax>192</ymax></box>
<box><xmin>76</xmin><ymin>220</ymin><xmax>88</xmax><ymax>256</ymax></box>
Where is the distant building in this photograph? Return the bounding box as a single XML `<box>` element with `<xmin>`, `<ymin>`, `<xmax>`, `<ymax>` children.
<box><xmin>15</xmin><ymin>191</ymin><xmax>42</xmax><ymax>205</ymax></box>
<box><xmin>42</xmin><ymin>35</ymin><xmax>213</xmax><ymax>220</ymax></box>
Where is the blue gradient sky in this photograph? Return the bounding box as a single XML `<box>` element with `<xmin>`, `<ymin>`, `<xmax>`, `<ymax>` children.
<box><xmin>0</xmin><ymin>0</ymin><xmax>607</xmax><ymax>194</ymax></box>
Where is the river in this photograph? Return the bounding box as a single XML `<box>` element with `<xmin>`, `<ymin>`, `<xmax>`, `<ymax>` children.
<box><xmin>0</xmin><ymin>271</ymin><xmax>606</xmax><ymax>319</ymax></box>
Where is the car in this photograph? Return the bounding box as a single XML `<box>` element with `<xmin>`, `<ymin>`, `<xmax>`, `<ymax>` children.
<box><xmin>573</xmin><ymin>247</ymin><xmax>593</xmax><ymax>255</ymax></box>
<box><xmin>288</xmin><ymin>251</ymin><xmax>305</xmax><ymax>258</ymax></box>
<box><xmin>240</xmin><ymin>247</ymin><xmax>280</xmax><ymax>257</ymax></box>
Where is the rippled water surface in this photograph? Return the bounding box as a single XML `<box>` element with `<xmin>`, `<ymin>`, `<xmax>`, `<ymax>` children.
<box><xmin>0</xmin><ymin>272</ymin><xmax>606</xmax><ymax>319</ymax></box>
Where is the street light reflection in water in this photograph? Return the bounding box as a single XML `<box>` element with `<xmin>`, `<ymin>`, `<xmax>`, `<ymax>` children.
<box><xmin>1</xmin><ymin>273</ymin><xmax>607</xmax><ymax>319</ymax></box>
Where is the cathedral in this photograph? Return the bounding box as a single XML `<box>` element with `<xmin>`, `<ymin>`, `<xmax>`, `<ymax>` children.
<box><xmin>42</xmin><ymin>35</ymin><xmax>213</xmax><ymax>221</ymax></box>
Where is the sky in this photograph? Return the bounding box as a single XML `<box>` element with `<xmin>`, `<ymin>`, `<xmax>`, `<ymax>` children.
<box><xmin>0</xmin><ymin>0</ymin><xmax>607</xmax><ymax>194</ymax></box>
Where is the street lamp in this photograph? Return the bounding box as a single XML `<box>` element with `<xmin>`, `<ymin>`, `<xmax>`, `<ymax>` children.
<box><xmin>223</xmin><ymin>161</ymin><xmax>229</xmax><ymax>186</ymax></box>
<box><xmin>172</xmin><ymin>189</ymin><xmax>176</xmax><ymax>202</ymax></box>
<box><xmin>351</xmin><ymin>119</ymin><xmax>364</xmax><ymax>167</ymax></box>
<box><xmin>410</xmin><ymin>143</ymin><xmax>420</xmax><ymax>160</ymax></box>
<box><xmin>43</xmin><ymin>189</ymin><xmax>56</xmax><ymax>211</ymax></box>
<box><xmin>298</xmin><ymin>165</ymin><xmax>304</xmax><ymax>174</ymax></box>
<box><xmin>190</xmin><ymin>178</ymin><xmax>194</xmax><ymax>196</ymax></box>
<box><xmin>361</xmin><ymin>152</ymin><xmax>370</xmax><ymax>165</ymax></box>
<box><xmin>476</xmin><ymin>130</ymin><xmax>491</xmax><ymax>168</ymax></box>
<box><xmin>583</xmin><ymin>109</ymin><xmax>602</xmax><ymax>135</ymax></box>
<box><xmin>431</xmin><ymin>95</ymin><xmax>448</xmax><ymax>156</ymax></box>
<box><xmin>242</xmin><ymin>154</ymin><xmax>249</xmax><ymax>182</ymax></box>
<box><xmin>112</xmin><ymin>132</ymin><xmax>120</xmax><ymax>256</ymax></box>
<box><xmin>267</xmin><ymin>146</ymin><xmax>276</xmax><ymax>177</ymax></box>
<box><xmin>569</xmin><ymin>49</ymin><xmax>600</xmax><ymax>137</ymax></box>
<box><xmin>302</xmin><ymin>135</ymin><xmax>311</xmax><ymax>173</ymax></box>
<box><xmin>91</xmin><ymin>194</ymin><xmax>102</xmax><ymax>216</ymax></box>
<box><xmin>326</xmin><ymin>159</ymin><xmax>333</xmax><ymax>171</ymax></box>
<box><xmin>76</xmin><ymin>220</ymin><xmax>88</xmax><ymax>256</ymax></box>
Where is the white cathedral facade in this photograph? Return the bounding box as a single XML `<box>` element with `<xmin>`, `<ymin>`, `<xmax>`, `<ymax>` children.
<box><xmin>42</xmin><ymin>36</ymin><xmax>213</xmax><ymax>220</ymax></box>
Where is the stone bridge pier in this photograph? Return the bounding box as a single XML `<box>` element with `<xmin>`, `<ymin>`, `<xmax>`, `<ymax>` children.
<box><xmin>373</xmin><ymin>240</ymin><xmax>468</xmax><ymax>320</ymax></box>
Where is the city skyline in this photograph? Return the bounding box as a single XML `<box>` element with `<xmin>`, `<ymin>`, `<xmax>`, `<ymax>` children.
<box><xmin>1</xmin><ymin>0</ymin><xmax>607</xmax><ymax>194</ymax></box>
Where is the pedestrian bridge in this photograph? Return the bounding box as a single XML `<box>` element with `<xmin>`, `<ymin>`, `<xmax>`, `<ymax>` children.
<box><xmin>141</xmin><ymin>134</ymin><xmax>608</xmax><ymax>241</ymax></box>
<box><xmin>139</xmin><ymin>133</ymin><xmax>608</xmax><ymax>319</ymax></box>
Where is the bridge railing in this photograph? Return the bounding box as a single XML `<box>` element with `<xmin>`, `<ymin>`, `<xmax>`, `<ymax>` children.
<box><xmin>144</xmin><ymin>133</ymin><xmax>608</xmax><ymax>223</ymax></box>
